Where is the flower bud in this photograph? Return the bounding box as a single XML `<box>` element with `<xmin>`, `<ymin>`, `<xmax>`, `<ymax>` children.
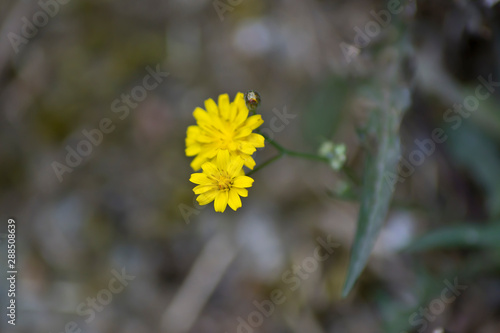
<box><xmin>245</xmin><ymin>90</ymin><xmax>261</xmax><ymax>112</ymax></box>
<box><xmin>318</xmin><ymin>141</ymin><xmax>347</xmax><ymax>171</ymax></box>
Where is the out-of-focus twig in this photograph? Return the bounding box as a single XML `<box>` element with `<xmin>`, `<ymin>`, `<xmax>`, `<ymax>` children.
<box><xmin>160</xmin><ymin>232</ymin><xmax>239</xmax><ymax>333</ymax></box>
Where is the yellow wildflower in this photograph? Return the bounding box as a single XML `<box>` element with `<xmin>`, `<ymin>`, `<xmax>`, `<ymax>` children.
<box><xmin>189</xmin><ymin>151</ymin><xmax>254</xmax><ymax>212</ymax></box>
<box><xmin>185</xmin><ymin>92</ymin><xmax>265</xmax><ymax>171</ymax></box>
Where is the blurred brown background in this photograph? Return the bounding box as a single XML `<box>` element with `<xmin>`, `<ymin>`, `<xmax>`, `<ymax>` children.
<box><xmin>1</xmin><ymin>0</ymin><xmax>500</xmax><ymax>332</ymax></box>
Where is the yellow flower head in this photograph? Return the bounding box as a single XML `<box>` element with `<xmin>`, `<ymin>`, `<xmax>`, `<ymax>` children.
<box><xmin>185</xmin><ymin>92</ymin><xmax>265</xmax><ymax>171</ymax></box>
<box><xmin>190</xmin><ymin>151</ymin><xmax>254</xmax><ymax>212</ymax></box>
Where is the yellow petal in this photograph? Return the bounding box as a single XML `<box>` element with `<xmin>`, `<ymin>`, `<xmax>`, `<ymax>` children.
<box><xmin>228</xmin><ymin>141</ymin><xmax>239</xmax><ymax>151</ymax></box>
<box><xmin>204</xmin><ymin>98</ymin><xmax>219</xmax><ymax>116</ymax></box>
<box><xmin>201</xmin><ymin>161</ymin><xmax>218</xmax><ymax>177</ymax></box>
<box><xmin>227</xmin><ymin>101</ymin><xmax>239</xmax><ymax>123</ymax></box>
<box><xmin>233</xmin><ymin>176</ymin><xmax>254</xmax><ymax>188</ymax></box>
<box><xmin>190</xmin><ymin>155</ymin><xmax>207</xmax><ymax>171</ymax></box>
<box><xmin>234</xmin><ymin>92</ymin><xmax>245</xmax><ymax>101</ymax></box>
<box><xmin>185</xmin><ymin>144</ymin><xmax>201</xmax><ymax>156</ymax></box>
<box><xmin>214</xmin><ymin>191</ymin><xmax>229</xmax><ymax>212</ymax></box>
<box><xmin>193</xmin><ymin>184</ymin><xmax>216</xmax><ymax>194</ymax></box>
<box><xmin>216</xmin><ymin>150</ymin><xmax>230</xmax><ymax>170</ymax></box>
<box><xmin>197</xmin><ymin>190</ymin><xmax>218</xmax><ymax>205</ymax></box>
<box><xmin>242</xmin><ymin>155</ymin><xmax>256</xmax><ymax>170</ymax></box>
<box><xmin>193</xmin><ymin>107</ymin><xmax>212</xmax><ymax>125</ymax></box>
<box><xmin>205</xmin><ymin>148</ymin><xmax>219</xmax><ymax>159</ymax></box>
<box><xmin>190</xmin><ymin>173</ymin><xmax>212</xmax><ymax>185</ymax></box>
<box><xmin>228</xmin><ymin>189</ymin><xmax>242</xmax><ymax>211</ymax></box>
<box><xmin>185</xmin><ymin>137</ymin><xmax>197</xmax><ymax>146</ymax></box>
<box><xmin>233</xmin><ymin>92</ymin><xmax>246</xmax><ymax>109</ymax></box>
<box><xmin>233</xmin><ymin>101</ymin><xmax>249</xmax><ymax>126</ymax></box>
<box><xmin>246</xmin><ymin>133</ymin><xmax>265</xmax><ymax>147</ymax></box>
<box><xmin>233</xmin><ymin>187</ymin><xmax>248</xmax><ymax>197</ymax></box>
<box><xmin>244</xmin><ymin>114</ymin><xmax>264</xmax><ymax>130</ymax></box>
<box><xmin>234</xmin><ymin>127</ymin><xmax>252</xmax><ymax>139</ymax></box>
<box><xmin>218</xmin><ymin>94</ymin><xmax>231</xmax><ymax>119</ymax></box>
<box><xmin>239</xmin><ymin>142</ymin><xmax>257</xmax><ymax>155</ymax></box>
<box><xmin>186</xmin><ymin>125</ymin><xmax>201</xmax><ymax>137</ymax></box>
<box><xmin>196</xmin><ymin>134</ymin><xmax>215</xmax><ymax>143</ymax></box>
<box><xmin>227</xmin><ymin>156</ymin><xmax>244</xmax><ymax>178</ymax></box>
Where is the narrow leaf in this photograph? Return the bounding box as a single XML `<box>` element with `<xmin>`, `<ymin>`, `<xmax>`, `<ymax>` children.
<box><xmin>404</xmin><ymin>223</ymin><xmax>500</xmax><ymax>252</ymax></box>
<box><xmin>342</xmin><ymin>92</ymin><xmax>406</xmax><ymax>298</ymax></box>
<box><xmin>444</xmin><ymin>122</ymin><xmax>500</xmax><ymax>218</ymax></box>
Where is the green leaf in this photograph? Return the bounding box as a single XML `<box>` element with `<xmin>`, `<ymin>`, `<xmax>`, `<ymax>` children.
<box><xmin>444</xmin><ymin>121</ymin><xmax>500</xmax><ymax>218</ymax></box>
<box><xmin>303</xmin><ymin>76</ymin><xmax>351</xmax><ymax>145</ymax></box>
<box><xmin>342</xmin><ymin>90</ymin><xmax>406</xmax><ymax>298</ymax></box>
<box><xmin>404</xmin><ymin>223</ymin><xmax>500</xmax><ymax>252</ymax></box>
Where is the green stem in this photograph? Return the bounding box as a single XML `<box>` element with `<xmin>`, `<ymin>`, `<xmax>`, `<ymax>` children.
<box><xmin>261</xmin><ymin>133</ymin><xmax>328</xmax><ymax>162</ymax></box>
<box><xmin>247</xmin><ymin>132</ymin><xmax>329</xmax><ymax>176</ymax></box>
<box><xmin>247</xmin><ymin>102</ymin><xmax>359</xmax><ymax>188</ymax></box>
<box><xmin>246</xmin><ymin>154</ymin><xmax>283</xmax><ymax>176</ymax></box>
<box><xmin>262</xmin><ymin>135</ymin><xmax>282</xmax><ymax>151</ymax></box>
<box><xmin>284</xmin><ymin>149</ymin><xmax>329</xmax><ymax>162</ymax></box>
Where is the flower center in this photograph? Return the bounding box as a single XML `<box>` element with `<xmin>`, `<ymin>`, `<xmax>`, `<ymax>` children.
<box><xmin>217</xmin><ymin>174</ymin><xmax>232</xmax><ymax>190</ymax></box>
<box><xmin>214</xmin><ymin>122</ymin><xmax>238</xmax><ymax>150</ymax></box>
<box><xmin>219</xmin><ymin>135</ymin><xmax>234</xmax><ymax>150</ymax></box>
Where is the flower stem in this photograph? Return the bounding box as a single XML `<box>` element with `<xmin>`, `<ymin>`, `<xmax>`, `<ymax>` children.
<box><xmin>247</xmin><ymin>101</ymin><xmax>359</xmax><ymax>188</ymax></box>
<box><xmin>261</xmin><ymin>133</ymin><xmax>328</xmax><ymax>162</ymax></box>
<box><xmin>246</xmin><ymin>154</ymin><xmax>283</xmax><ymax>176</ymax></box>
<box><xmin>283</xmin><ymin>149</ymin><xmax>329</xmax><ymax>162</ymax></box>
<box><xmin>247</xmin><ymin>133</ymin><xmax>329</xmax><ymax>176</ymax></box>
